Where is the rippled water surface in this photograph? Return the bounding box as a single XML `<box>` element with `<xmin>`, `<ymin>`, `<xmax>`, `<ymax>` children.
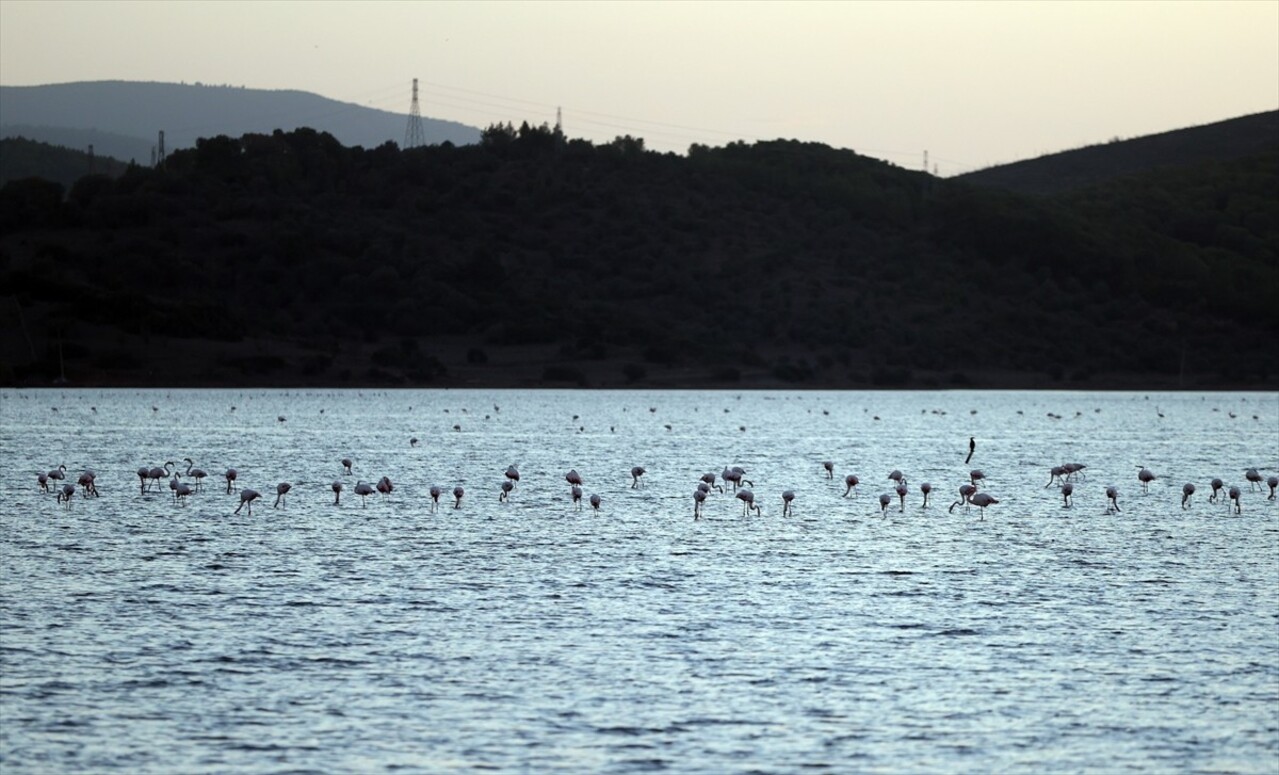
<box><xmin>2</xmin><ymin>388</ymin><xmax>1277</xmax><ymax>773</ymax></box>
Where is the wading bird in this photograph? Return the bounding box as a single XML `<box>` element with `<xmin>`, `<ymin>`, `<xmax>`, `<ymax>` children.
<box><xmin>1106</xmin><ymin>486</ymin><xmax>1121</xmax><ymax>514</ymax></box>
<box><xmin>274</xmin><ymin>482</ymin><xmax>291</xmax><ymax>509</ymax></box>
<box><xmin>1137</xmin><ymin>467</ymin><xmax>1155</xmax><ymax>493</ymax></box>
<box><xmin>823</xmin><ymin>461</ymin><xmax>834</xmax><ymax>479</ymax></box>
<box><xmin>782</xmin><ymin>490</ymin><xmax>795</xmax><ymax>516</ymax></box>
<box><xmin>332</xmin><ymin>481</ymin><xmax>342</xmax><ymax>505</ymax></box>
<box><xmin>354</xmin><ymin>481</ymin><xmax>375</xmax><ymax>507</ymax></box>
<box><xmin>736</xmin><ymin>489</ymin><xmax>760</xmax><ymax>516</ymax></box>
<box><xmin>225</xmin><ymin>467</ymin><xmax>238</xmax><ymax>494</ymax></box>
<box><xmin>1228</xmin><ymin>486</ymin><xmax>1242</xmax><ymax>514</ymax></box>
<box><xmin>919</xmin><ymin>482</ymin><xmax>932</xmax><ymax>508</ymax></box>
<box><xmin>589</xmin><ymin>493</ymin><xmax>601</xmax><ymax>512</ymax></box>
<box><xmin>234</xmin><ymin>488</ymin><xmax>261</xmax><ymax>516</ymax></box>
<box><xmin>1061</xmin><ymin>482</ymin><xmax>1074</xmax><ymax>508</ymax></box>
<box><xmin>843</xmin><ymin>474</ymin><xmax>860</xmax><ymax>497</ymax></box>
<box><xmin>183</xmin><ymin>458</ymin><xmax>207</xmax><ymax>491</ymax></box>
<box><xmin>631</xmin><ymin>466</ymin><xmax>646</xmax><ymax>488</ymax></box>
<box><xmin>453</xmin><ymin>486</ymin><xmax>465</xmax><ymax>509</ymax></box>
<box><xmin>1181</xmin><ymin>483</ymin><xmax>1195</xmax><ymax>509</ymax></box>
<box><xmin>948</xmin><ymin>484</ymin><xmax>977</xmax><ymax>513</ymax></box>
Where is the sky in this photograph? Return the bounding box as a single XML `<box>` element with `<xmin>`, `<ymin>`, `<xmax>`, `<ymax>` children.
<box><xmin>1</xmin><ymin>0</ymin><xmax>1276</xmax><ymax>175</ymax></box>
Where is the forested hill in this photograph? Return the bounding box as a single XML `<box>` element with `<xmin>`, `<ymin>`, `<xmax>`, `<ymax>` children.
<box><xmin>0</xmin><ymin>81</ymin><xmax>481</xmax><ymax>161</ymax></box>
<box><xmin>957</xmin><ymin>110</ymin><xmax>1279</xmax><ymax>196</ymax></box>
<box><xmin>0</xmin><ymin>124</ymin><xmax>1276</xmax><ymax>389</ymax></box>
<box><xmin>0</xmin><ymin>137</ymin><xmax>130</xmax><ymax>190</ymax></box>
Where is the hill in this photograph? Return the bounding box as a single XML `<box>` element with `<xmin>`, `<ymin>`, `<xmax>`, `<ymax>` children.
<box><xmin>956</xmin><ymin>110</ymin><xmax>1279</xmax><ymax>196</ymax></box>
<box><xmin>0</xmin><ymin>81</ymin><xmax>481</xmax><ymax>161</ymax></box>
<box><xmin>0</xmin><ymin>137</ymin><xmax>131</xmax><ymax>189</ymax></box>
<box><xmin>0</xmin><ymin>123</ymin><xmax>1275</xmax><ymax>390</ymax></box>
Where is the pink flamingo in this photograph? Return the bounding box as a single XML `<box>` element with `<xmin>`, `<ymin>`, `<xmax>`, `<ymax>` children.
<box><xmin>274</xmin><ymin>482</ymin><xmax>291</xmax><ymax>509</ymax></box>
<box><xmin>1106</xmin><ymin>486</ymin><xmax>1121</xmax><ymax>514</ymax></box>
<box><xmin>332</xmin><ymin>481</ymin><xmax>342</xmax><ymax>505</ymax></box>
<box><xmin>631</xmin><ymin>466</ymin><xmax>646</xmax><ymax>488</ymax></box>
<box><xmin>969</xmin><ymin>492</ymin><xmax>998</xmax><ymax>519</ymax></box>
<box><xmin>736</xmin><ymin>489</ymin><xmax>760</xmax><ymax>515</ymax></box>
<box><xmin>1180</xmin><ymin>483</ymin><xmax>1195</xmax><ymax>509</ymax></box>
<box><xmin>919</xmin><ymin>482</ymin><xmax>932</xmax><ymax>508</ymax></box>
<box><xmin>782</xmin><ymin>490</ymin><xmax>795</xmax><ymax>516</ymax></box>
<box><xmin>1061</xmin><ymin>482</ymin><xmax>1074</xmax><ymax>508</ymax></box>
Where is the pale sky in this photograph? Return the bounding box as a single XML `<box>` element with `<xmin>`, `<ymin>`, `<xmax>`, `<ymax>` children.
<box><xmin>1</xmin><ymin>0</ymin><xmax>1276</xmax><ymax>174</ymax></box>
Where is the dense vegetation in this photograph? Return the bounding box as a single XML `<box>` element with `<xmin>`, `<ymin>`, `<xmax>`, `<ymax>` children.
<box><xmin>957</xmin><ymin>110</ymin><xmax>1278</xmax><ymax>196</ymax></box>
<box><xmin>1</xmin><ymin>121</ymin><xmax>1276</xmax><ymax>388</ymax></box>
<box><xmin>0</xmin><ymin>137</ymin><xmax>129</xmax><ymax>190</ymax></box>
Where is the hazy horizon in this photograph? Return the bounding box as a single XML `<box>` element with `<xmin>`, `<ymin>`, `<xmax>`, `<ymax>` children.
<box><xmin>1</xmin><ymin>1</ymin><xmax>1276</xmax><ymax>174</ymax></box>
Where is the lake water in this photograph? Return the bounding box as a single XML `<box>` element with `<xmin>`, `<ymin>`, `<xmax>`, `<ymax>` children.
<box><xmin>2</xmin><ymin>388</ymin><xmax>1277</xmax><ymax>773</ymax></box>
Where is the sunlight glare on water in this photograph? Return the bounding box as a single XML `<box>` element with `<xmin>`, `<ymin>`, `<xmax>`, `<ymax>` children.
<box><xmin>2</xmin><ymin>389</ymin><xmax>1277</xmax><ymax>773</ymax></box>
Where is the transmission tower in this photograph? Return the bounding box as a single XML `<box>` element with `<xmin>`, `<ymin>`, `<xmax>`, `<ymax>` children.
<box><xmin>404</xmin><ymin>78</ymin><xmax>426</xmax><ymax>149</ymax></box>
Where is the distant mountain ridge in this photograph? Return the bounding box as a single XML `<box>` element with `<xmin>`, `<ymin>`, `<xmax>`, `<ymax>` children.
<box><xmin>0</xmin><ymin>80</ymin><xmax>482</xmax><ymax>161</ymax></box>
<box><xmin>957</xmin><ymin>110</ymin><xmax>1279</xmax><ymax>195</ymax></box>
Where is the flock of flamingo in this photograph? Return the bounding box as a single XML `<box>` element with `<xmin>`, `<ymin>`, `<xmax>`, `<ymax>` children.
<box><xmin>34</xmin><ymin>453</ymin><xmax>1278</xmax><ymax>519</ymax></box>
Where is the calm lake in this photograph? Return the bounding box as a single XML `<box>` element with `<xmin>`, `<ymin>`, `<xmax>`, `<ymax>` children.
<box><xmin>2</xmin><ymin>388</ymin><xmax>1277</xmax><ymax>773</ymax></box>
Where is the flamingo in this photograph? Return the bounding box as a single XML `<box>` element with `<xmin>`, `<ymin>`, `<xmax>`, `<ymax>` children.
<box><xmin>504</xmin><ymin>466</ymin><xmax>520</xmax><ymax>488</ymax></box>
<box><xmin>823</xmin><ymin>461</ymin><xmax>834</xmax><ymax>479</ymax></box>
<box><xmin>453</xmin><ymin>486</ymin><xmax>465</xmax><ymax>509</ymax></box>
<box><xmin>47</xmin><ymin>465</ymin><xmax>67</xmax><ymax>484</ymax></box>
<box><xmin>169</xmin><ymin>474</ymin><xmax>181</xmax><ymax>501</ymax></box>
<box><xmin>878</xmin><ymin>493</ymin><xmax>892</xmax><ymax>515</ymax></box>
<box><xmin>136</xmin><ymin>466</ymin><xmax>149</xmax><ymax>494</ymax></box>
<box><xmin>1045</xmin><ymin>465</ymin><xmax>1066</xmax><ymax>488</ymax></box>
<box><xmin>332</xmin><ymin>481</ymin><xmax>343</xmax><ymax>505</ymax></box>
<box><xmin>1177</xmin><ymin>482</ymin><xmax>1194</xmax><ymax>508</ymax></box>
<box><xmin>174</xmin><ymin>480</ymin><xmax>193</xmax><ymax>506</ymax></box>
<box><xmin>1228</xmin><ymin>486</ymin><xmax>1242</xmax><ymax>514</ymax></box>
<box><xmin>342</xmin><ymin>458</ymin><xmax>353</xmax><ymax>475</ymax></box>
<box><xmin>183</xmin><ymin>458</ymin><xmax>207</xmax><ymax>491</ymax></box>
<box><xmin>225</xmin><ymin>467</ymin><xmax>238</xmax><ymax>494</ymax></box>
<box><xmin>234</xmin><ymin>488</ymin><xmax>261</xmax><ymax>516</ymax></box>
<box><xmin>353</xmin><ymin>481</ymin><xmax>375</xmax><ymax>507</ymax></box>
<box><xmin>888</xmin><ymin>470</ymin><xmax>904</xmax><ymax>488</ymax></box>
<box><xmin>1245</xmin><ymin>468</ymin><xmax>1262</xmax><ymax>491</ymax></box>
<box><xmin>589</xmin><ymin>493</ymin><xmax>601</xmax><ymax>512</ymax></box>
<box><xmin>499</xmin><ymin>480</ymin><xmax>514</xmax><ymax>502</ymax></box>
<box><xmin>1061</xmin><ymin>482</ymin><xmax>1074</xmax><ymax>508</ymax></box>
<box><xmin>571</xmin><ymin>485</ymin><xmax>583</xmax><ymax>511</ymax></box>
<box><xmin>1106</xmin><ymin>486</ymin><xmax>1121</xmax><ymax>514</ymax></box>
<box><xmin>969</xmin><ymin>492</ymin><xmax>998</xmax><ymax>519</ymax></box>
<box><xmin>274</xmin><ymin>482</ymin><xmax>291</xmax><ymax>509</ymax></box>
<box><xmin>843</xmin><ymin>474</ymin><xmax>860</xmax><ymax>497</ymax></box>
<box><xmin>37</xmin><ymin>472</ymin><xmax>49</xmax><ymax>493</ymax></box>
<box><xmin>969</xmin><ymin>470</ymin><xmax>985</xmax><ymax>487</ymax></box>
<box><xmin>1063</xmin><ymin>463</ymin><xmax>1086</xmax><ymax>481</ymax></box>
<box><xmin>694</xmin><ymin>488</ymin><xmax>707</xmax><ymax>519</ymax></box>
<box><xmin>376</xmin><ymin>476</ymin><xmax>393</xmax><ymax>498</ymax></box>
<box><xmin>149</xmin><ymin>462</ymin><xmax>172</xmax><ymax>493</ymax></box>
<box><xmin>565</xmin><ymin>469</ymin><xmax>583</xmax><ymax>488</ymax></box>
<box><xmin>1266</xmin><ymin>475</ymin><xmax>1277</xmax><ymax>500</ymax></box>
<box><xmin>57</xmin><ymin>482</ymin><xmax>76</xmax><ymax>508</ymax></box>
<box><xmin>782</xmin><ymin>490</ymin><xmax>795</xmax><ymax>516</ymax></box>
<box><xmin>919</xmin><ymin>482</ymin><xmax>932</xmax><ymax>508</ymax></box>
<box><xmin>1209</xmin><ymin>478</ymin><xmax>1225</xmax><ymax>503</ymax></box>
<box><xmin>736</xmin><ymin>488</ymin><xmax>760</xmax><ymax>516</ymax></box>
<box><xmin>895</xmin><ymin>481</ymin><xmax>908</xmax><ymax>512</ymax></box>
<box><xmin>722</xmin><ymin>467</ymin><xmax>741</xmax><ymax>491</ymax></box>
<box><xmin>429</xmin><ymin>485</ymin><xmax>442</xmax><ymax>511</ymax></box>
<box><xmin>77</xmin><ymin>470</ymin><xmax>98</xmax><ymax>497</ymax></box>
<box><xmin>700</xmin><ymin>472</ymin><xmax>723</xmax><ymax>493</ymax></box>
<box><xmin>631</xmin><ymin>466</ymin><xmax>646</xmax><ymax>488</ymax></box>
<box><xmin>948</xmin><ymin>484</ymin><xmax>976</xmax><ymax>513</ymax></box>
<box><xmin>1137</xmin><ymin>467</ymin><xmax>1155</xmax><ymax>493</ymax></box>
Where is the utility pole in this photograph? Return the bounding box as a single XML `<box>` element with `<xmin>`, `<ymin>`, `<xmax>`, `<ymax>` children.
<box><xmin>404</xmin><ymin>78</ymin><xmax>426</xmax><ymax>149</ymax></box>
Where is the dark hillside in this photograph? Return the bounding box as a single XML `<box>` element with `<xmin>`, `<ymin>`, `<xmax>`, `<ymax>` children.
<box><xmin>0</xmin><ymin>81</ymin><xmax>481</xmax><ymax>159</ymax></box>
<box><xmin>1</xmin><ymin>137</ymin><xmax>130</xmax><ymax>189</ymax></box>
<box><xmin>957</xmin><ymin>110</ymin><xmax>1279</xmax><ymax>196</ymax></box>
<box><xmin>1</xmin><ymin>124</ymin><xmax>1275</xmax><ymax>389</ymax></box>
